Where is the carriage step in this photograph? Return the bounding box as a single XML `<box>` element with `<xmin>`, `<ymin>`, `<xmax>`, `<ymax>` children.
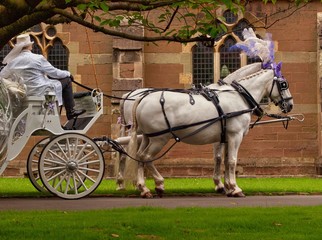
<box><xmin>63</xmin><ymin>117</ymin><xmax>93</xmax><ymax>130</ymax></box>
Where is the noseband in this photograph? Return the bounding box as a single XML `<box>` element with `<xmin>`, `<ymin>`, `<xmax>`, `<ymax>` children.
<box><xmin>269</xmin><ymin>76</ymin><xmax>293</xmax><ymax>110</ymax></box>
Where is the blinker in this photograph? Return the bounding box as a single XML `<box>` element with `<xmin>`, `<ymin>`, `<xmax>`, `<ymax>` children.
<box><xmin>279</xmin><ymin>81</ymin><xmax>288</xmax><ymax>90</ymax></box>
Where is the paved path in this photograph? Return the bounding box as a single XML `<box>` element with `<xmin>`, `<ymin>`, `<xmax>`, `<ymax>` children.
<box><xmin>1</xmin><ymin>195</ymin><xmax>322</xmax><ymax>211</ymax></box>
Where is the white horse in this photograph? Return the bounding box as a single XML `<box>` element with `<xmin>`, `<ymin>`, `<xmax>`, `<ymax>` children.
<box><xmin>115</xmin><ymin>63</ymin><xmax>263</xmax><ymax>195</ymax></box>
<box><xmin>125</xmin><ymin>66</ymin><xmax>293</xmax><ymax>198</ymax></box>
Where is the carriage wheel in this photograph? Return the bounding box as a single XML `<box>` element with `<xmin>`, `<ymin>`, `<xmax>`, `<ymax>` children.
<box><xmin>28</xmin><ymin>137</ymin><xmax>89</xmax><ymax>193</ymax></box>
<box><xmin>27</xmin><ymin>137</ymin><xmax>50</xmax><ymax>192</ymax></box>
<box><xmin>38</xmin><ymin>133</ymin><xmax>105</xmax><ymax>199</ymax></box>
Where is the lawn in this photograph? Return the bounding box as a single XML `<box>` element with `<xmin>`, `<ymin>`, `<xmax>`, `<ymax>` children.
<box><xmin>1</xmin><ymin>177</ymin><xmax>322</xmax><ymax>197</ymax></box>
<box><xmin>1</xmin><ymin>177</ymin><xmax>322</xmax><ymax>240</ymax></box>
<box><xmin>1</xmin><ymin>206</ymin><xmax>322</xmax><ymax>239</ymax></box>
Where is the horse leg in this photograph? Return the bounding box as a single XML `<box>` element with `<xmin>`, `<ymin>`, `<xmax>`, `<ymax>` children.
<box><xmin>116</xmin><ymin>153</ymin><xmax>126</xmax><ymax>190</ymax></box>
<box><xmin>115</xmin><ymin>116</ymin><xmax>127</xmax><ymax>190</ymax></box>
<box><xmin>213</xmin><ymin>142</ymin><xmax>225</xmax><ymax>194</ymax></box>
<box><xmin>135</xmin><ymin>162</ymin><xmax>153</xmax><ymax>198</ymax></box>
<box><xmin>146</xmin><ymin>162</ymin><xmax>165</xmax><ymax>198</ymax></box>
<box><xmin>136</xmin><ymin>136</ymin><xmax>169</xmax><ymax>198</ymax></box>
<box><xmin>224</xmin><ymin>134</ymin><xmax>245</xmax><ymax>198</ymax></box>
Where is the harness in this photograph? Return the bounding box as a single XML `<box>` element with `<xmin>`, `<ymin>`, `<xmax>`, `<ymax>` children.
<box><xmin>146</xmin><ymin>86</ymin><xmax>258</xmax><ymax>144</ymax></box>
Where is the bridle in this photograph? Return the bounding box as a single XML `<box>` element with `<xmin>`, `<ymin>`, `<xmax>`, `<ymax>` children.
<box><xmin>269</xmin><ymin>76</ymin><xmax>293</xmax><ymax>112</ymax></box>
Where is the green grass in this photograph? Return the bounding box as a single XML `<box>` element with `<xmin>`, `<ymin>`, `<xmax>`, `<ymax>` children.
<box><xmin>1</xmin><ymin>177</ymin><xmax>322</xmax><ymax>197</ymax></box>
<box><xmin>1</xmin><ymin>206</ymin><xmax>322</xmax><ymax>239</ymax></box>
<box><xmin>1</xmin><ymin>177</ymin><xmax>322</xmax><ymax>239</ymax></box>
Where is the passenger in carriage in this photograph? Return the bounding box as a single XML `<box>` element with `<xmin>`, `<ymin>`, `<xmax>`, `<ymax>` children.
<box><xmin>0</xmin><ymin>33</ymin><xmax>85</xmax><ymax>120</ymax></box>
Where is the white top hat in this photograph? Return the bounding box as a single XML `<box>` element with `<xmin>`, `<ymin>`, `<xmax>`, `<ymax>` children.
<box><xmin>2</xmin><ymin>33</ymin><xmax>34</xmax><ymax>64</ymax></box>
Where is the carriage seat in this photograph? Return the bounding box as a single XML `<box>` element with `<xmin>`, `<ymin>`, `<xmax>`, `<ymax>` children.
<box><xmin>63</xmin><ymin>91</ymin><xmax>101</xmax><ymax>130</ymax></box>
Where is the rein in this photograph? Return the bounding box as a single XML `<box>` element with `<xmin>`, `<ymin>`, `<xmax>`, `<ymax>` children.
<box><xmin>71</xmin><ymin>78</ymin><xmax>199</xmax><ymax>102</ymax></box>
<box><xmin>71</xmin><ymin>77</ymin><xmax>130</xmax><ymax>101</ymax></box>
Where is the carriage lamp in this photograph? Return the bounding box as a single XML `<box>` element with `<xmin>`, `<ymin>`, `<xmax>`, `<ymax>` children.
<box><xmin>45</xmin><ymin>91</ymin><xmax>56</xmax><ymax>103</ymax></box>
<box><xmin>43</xmin><ymin>91</ymin><xmax>56</xmax><ymax>114</ymax></box>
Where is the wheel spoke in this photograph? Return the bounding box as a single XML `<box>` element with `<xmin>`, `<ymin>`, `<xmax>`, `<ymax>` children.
<box><xmin>78</xmin><ymin>150</ymin><xmax>97</xmax><ymax>163</ymax></box>
<box><xmin>72</xmin><ymin>173</ymin><xmax>78</xmax><ymax>195</ymax></box>
<box><xmin>75</xmin><ymin>142</ymin><xmax>88</xmax><ymax>161</ymax></box>
<box><xmin>78</xmin><ymin>166</ymin><xmax>100</xmax><ymax>173</ymax></box>
<box><xmin>78</xmin><ymin>170</ymin><xmax>96</xmax><ymax>183</ymax></box>
<box><xmin>38</xmin><ymin>133</ymin><xmax>105</xmax><ymax>199</ymax></box>
<box><xmin>53</xmin><ymin>171</ymin><xmax>68</xmax><ymax>190</ymax></box>
<box><xmin>64</xmin><ymin>174</ymin><xmax>72</xmax><ymax>194</ymax></box>
<box><xmin>27</xmin><ymin>137</ymin><xmax>50</xmax><ymax>193</ymax></box>
<box><xmin>78</xmin><ymin>159</ymin><xmax>101</xmax><ymax>166</ymax></box>
<box><xmin>55</xmin><ymin>142</ymin><xmax>69</xmax><ymax>161</ymax></box>
<box><xmin>43</xmin><ymin>157</ymin><xmax>65</xmax><ymax>166</ymax></box>
<box><xmin>45</xmin><ymin>168</ymin><xmax>66</xmax><ymax>182</ymax></box>
<box><xmin>75</xmin><ymin>171</ymin><xmax>88</xmax><ymax>190</ymax></box>
<box><xmin>47</xmin><ymin>149</ymin><xmax>67</xmax><ymax>164</ymax></box>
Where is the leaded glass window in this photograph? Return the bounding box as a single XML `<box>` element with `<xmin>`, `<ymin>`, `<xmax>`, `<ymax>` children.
<box><xmin>0</xmin><ymin>44</ymin><xmax>11</xmax><ymax>67</ymax></box>
<box><xmin>192</xmin><ymin>42</ymin><xmax>214</xmax><ymax>86</ymax></box>
<box><xmin>30</xmin><ymin>35</ymin><xmax>42</xmax><ymax>55</ymax></box>
<box><xmin>48</xmin><ymin>39</ymin><xmax>69</xmax><ymax>71</ymax></box>
<box><xmin>223</xmin><ymin>10</ymin><xmax>238</xmax><ymax>24</ymax></box>
<box><xmin>219</xmin><ymin>36</ymin><xmax>240</xmax><ymax>78</ymax></box>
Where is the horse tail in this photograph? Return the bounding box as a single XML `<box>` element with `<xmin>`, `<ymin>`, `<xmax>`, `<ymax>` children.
<box><xmin>114</xmin><ymin>90</ymin><xmax>135</xmax><ymax>181</ymax></box>
<box><xmin>114</xmin><ymin>97</ymin><xmax>125</xmax><ymax>179</ymax></box>
<box><xmin>124</xmin><ymin>97</ymin><xmax>141</xmax><ymax>186</ymax></box>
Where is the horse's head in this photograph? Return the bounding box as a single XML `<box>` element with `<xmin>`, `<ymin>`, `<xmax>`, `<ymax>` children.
<box><xmin>269</xmin><ymin>63</ymin><xmax>293</xmax><ymax>113</ymax></box>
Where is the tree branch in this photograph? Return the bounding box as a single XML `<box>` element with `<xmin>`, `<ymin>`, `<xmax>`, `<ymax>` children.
<box><xmin>0</xmin><ymin>11</ymin><xmax>55</xmax><ymax>48</ymax></box>
<box><xmin>51</xmin><ymin>7</ymin><xmax>208</xmax><ymax>43</ymax></box>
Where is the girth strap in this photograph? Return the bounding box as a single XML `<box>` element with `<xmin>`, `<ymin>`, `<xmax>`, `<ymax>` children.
<box><xmin>200</xmin><ymin>88</ymin><xmax>226</xmax><ymax>143</ymax></box>
<box><xmin>160</xmin><ymin>91</ymin><xmax>181</xmax><ymax>142</ymax></box>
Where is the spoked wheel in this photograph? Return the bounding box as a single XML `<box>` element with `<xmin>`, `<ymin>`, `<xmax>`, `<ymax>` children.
<box><xmin>27</xmin><ymin>137</ymin><xmax>50</xmax><ymax>192</ymax></box>
<box><xmin>38</xmin><ymin>133</ymin><xmax>105</xmax><ymax>199</ymax></box>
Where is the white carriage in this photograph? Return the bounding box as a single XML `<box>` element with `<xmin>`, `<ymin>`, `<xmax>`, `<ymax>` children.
<box><xmin>0</xmin><ymin>87</ymin><xmax>105</xmax><ymax>199</ymax></box>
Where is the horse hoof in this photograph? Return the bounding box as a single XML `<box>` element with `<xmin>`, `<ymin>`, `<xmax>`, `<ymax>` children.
<box><xmin>215</xmin><ymin>187</ymin><xmax>226</xmax><ymax>194</ymax></box>
<box><xmin>141</xmin><ymin>192</ymin><xmax>154</xmax><ymax>198</ymax></box>
<box><xmin>155</xmin><ymin>187</ymin><xmax>164</xmax><ymax>198</ymax></box>
<box><xmin>227</xmin><ymin>192</ymin><xmax>245</xmax><ymax>198</ymax></box>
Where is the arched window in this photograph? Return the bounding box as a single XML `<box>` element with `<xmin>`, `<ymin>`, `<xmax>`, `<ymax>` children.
<box><xmin>219</xmin><ymin>36</ymin><xmax>240</xmax><ymax>78</ymax></box>
<box><xmin>48</xmin><ymin>39</ymin><xmax>69</xmax><ymax>71</ymax></box>
<box><xmin>191</xmin><ymin>9</ymin><xmax>264</xmax><ymax>84</ymax></box>
<box><xmin>1</xmin><ymin>24</ymin><xmax>69</xmax><ymax>70</ymax></box>
<box><xmin>192</xmin><ymin>42</ymin><xmax>214</xmax><ymax>86</ymax></box>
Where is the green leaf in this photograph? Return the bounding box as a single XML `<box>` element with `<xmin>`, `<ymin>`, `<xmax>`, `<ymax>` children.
<box><xmin>94</xmin><ymin>16</ymin><xmax>101</xmax><ymax>23</ymax></box>
<box><xmin>77</xmin><ymin>4</ymin><xmax>87</xmax><ymax>11</ymax></box>
<box><xmin>99</xmin><ymin>2</ymin><xmax>109</xmax><ymax>12</ymax></box>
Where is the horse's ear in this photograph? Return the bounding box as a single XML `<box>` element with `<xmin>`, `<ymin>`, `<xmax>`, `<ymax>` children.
<box><xmin>275</xmin><ymin>62</ymin><xmax>283</xmax><ymax>78</ymax></box>
<box><xmin>277</xmin><ymin>62</ymin><xmax>282</xmax><ymax>70</ymax></box>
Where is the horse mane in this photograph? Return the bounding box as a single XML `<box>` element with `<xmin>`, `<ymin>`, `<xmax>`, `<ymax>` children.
<box><xmin>222</xmin><ymin>62</ymin><xmax>262</xmax><ymax>84</ymax></box>
<box><xmin>235</xmin><ymin>69</ymin><xmax>271</xmax><ymax>83</ymax></box>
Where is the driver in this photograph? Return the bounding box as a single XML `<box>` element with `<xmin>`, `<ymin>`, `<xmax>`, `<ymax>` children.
<box><xmin>0</xmin><ymin>33</ymin><xmax>85</xmax><ymax>120</ymax></box>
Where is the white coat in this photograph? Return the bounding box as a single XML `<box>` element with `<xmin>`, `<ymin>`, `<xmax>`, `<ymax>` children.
<box><xmin>0</xmin><ymin>50</ymin><xmax>70</xmax><ymax>105</ymax></box>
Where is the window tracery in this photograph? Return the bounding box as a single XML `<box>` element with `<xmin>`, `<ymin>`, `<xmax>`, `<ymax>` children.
<box><xmin>192</xmin><ymin>9</ymin><xmax>264</xmax><ymax>85</ymax></box>
<box><xmin>0</xmin><ymin>24</ymin><xmax>68</xmax><ymax>70</ymax></box>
